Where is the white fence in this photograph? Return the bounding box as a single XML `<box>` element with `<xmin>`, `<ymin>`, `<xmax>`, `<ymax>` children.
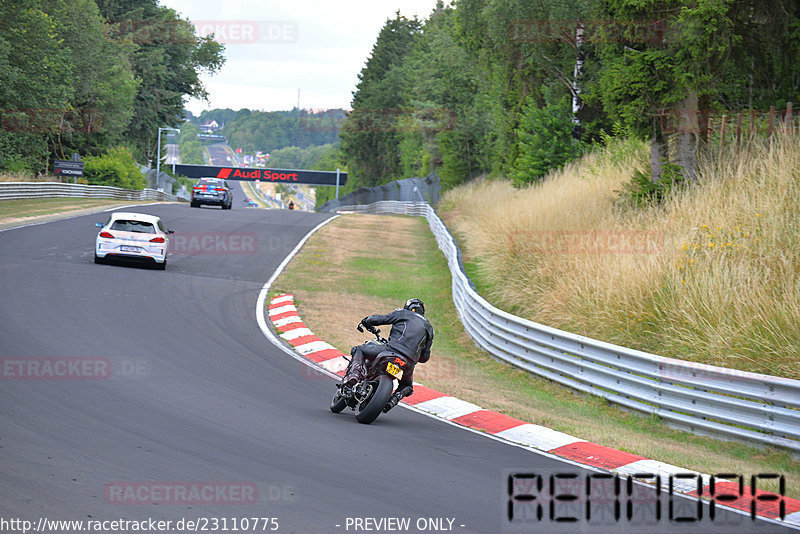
<box><xmin>0</xmin><ymin>182</ymin><xmax>185</xmax><ymax>202</ymax></box>
<box><xmin>333</xmin><ymin>200</ymin><xmax>800</xmax><ymax>455</ymax></box>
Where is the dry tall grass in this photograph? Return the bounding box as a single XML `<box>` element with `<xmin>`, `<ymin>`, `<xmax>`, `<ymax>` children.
<box><xmin>0</xmin><ymin>173</ymin><xmax>60</xmax><ymax>182</ymax></box>
<box><xmin>440</xmin><ymin>134</ymin><xmax>800</xmax><ymax>378</ymax></box>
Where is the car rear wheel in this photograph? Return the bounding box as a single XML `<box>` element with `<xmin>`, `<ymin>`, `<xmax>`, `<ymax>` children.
<box><xmin>156</xmin><ymin>259</ymin><xmax>167</xmax><ymax>270</ymax></box>
<box><xmin>94</xmin><ymin>254</ymin><xmax>104</xmax><ymax>264</ymax></box>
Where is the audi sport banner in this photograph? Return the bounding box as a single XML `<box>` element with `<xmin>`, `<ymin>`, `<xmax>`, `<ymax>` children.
<box><xmin>173</xmin><ymin>164</ymin><xmax>347</xmax><ymax>186</ymax></box>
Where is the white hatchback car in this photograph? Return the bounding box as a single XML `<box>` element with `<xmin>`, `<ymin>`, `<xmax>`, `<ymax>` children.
<box><xmin>94</xmin><ymin>212</ymin><xmax>173</xmax><ymax>270</ymax></box>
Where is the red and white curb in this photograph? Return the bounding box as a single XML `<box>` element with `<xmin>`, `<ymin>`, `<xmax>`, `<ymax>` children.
<box><xmin>270</xmin><ymin>293</ymin><xmax>800</xmax><ymax>527</ymax></box>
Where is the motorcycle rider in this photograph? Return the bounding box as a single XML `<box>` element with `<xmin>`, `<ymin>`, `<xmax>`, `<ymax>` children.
<box><xmin>342</xmin><ymin>298</ymin><xmax>434</xmax><ymax>412</ymax></box>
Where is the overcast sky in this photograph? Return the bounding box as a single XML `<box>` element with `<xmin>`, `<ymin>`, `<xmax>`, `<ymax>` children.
<box><xmin>160</xmin><ymin>0</ymin><xmax>439</xmax><ymax>115</ymax></box>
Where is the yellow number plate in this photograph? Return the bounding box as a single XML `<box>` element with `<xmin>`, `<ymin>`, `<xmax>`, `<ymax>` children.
<box><xmin>386</xmin><ymin>362</ymin><xmax>403</xmax><ymax>380</ymax></box>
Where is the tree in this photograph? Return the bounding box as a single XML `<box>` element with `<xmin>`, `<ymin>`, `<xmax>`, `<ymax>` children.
<box><xmin>512</xmin><ymin>93</ymin><xmax>580</xmax><ymax>186</ymax></box>
<box><xmin>589</xmin><ymin>1</ymin><xmax>799</xmax><ymax>184</ymax></box>
<box><xmin>0</xmin><ymin>0</ymin><xmax>72</xmax><ymax>172</ymax></box>
<box><xmin>400</xmin><ymin>4</ymin><xmax>489</xmax><ymax>186</ymax></box>
<box><xmin>718</xmin><ymin>1</ymin><xmax>800</xmax><ymax>109</ymax></box>
<box><xmin>219</xmin><ymin>109</ymin><xmax>345</xmax><ymax>154</ymax></box>
<box><xmin>339</xmin><ymin>12</ymin><xmax>422</xmax><ymax>186</ymax></box>
<box><xmin>0</xmin><ymin>0</ymin><xmax>225</xmax><ymax>174</ymax></box>
<box><xmin>180</xmin><ymin>140</ymin><xmax>206</xmax><ymax>165</ymax></box>
<box><xmin>264</xmin><ymin>143</ymin><xmax>340</xmax><ymax>170</ymax></box>
<box><xmin>41</xmin><ymin>0</ymin><xmax>137</xmax><ymax>157</ymax></box>
<box><xmin>264</xmin><ymin>146</ymin><xmax>307</xmax><ymax>169</ymax></box>
<box><xmin>95</xmin><ymin>0</ymin><xmax>224</xmax><ymax>160</ymax></box>
<box><xmin>178</xmin><ymin>123</ymin><xmax>206</xmax><ymax>165</ymax></box>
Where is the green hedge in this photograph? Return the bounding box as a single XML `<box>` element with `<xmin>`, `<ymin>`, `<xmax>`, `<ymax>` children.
<box><xmin>83</xmin><ymin>147</ymin><xmax>145</xmax><ymax>190</ymax></box>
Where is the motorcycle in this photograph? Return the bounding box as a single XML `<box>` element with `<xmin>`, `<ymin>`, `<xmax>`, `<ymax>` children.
<box><xmin>330</xmin><ymin>323</ymin><xmax>409</xmax><ymax>424</ymax></box>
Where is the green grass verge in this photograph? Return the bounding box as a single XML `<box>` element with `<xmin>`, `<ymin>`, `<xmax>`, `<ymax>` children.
<box><xmin>0</xmin><ymin>198</ymin><xmax>162</xmax><ymax>224</ymax></box>
<box><xmin>272</xmin><ymin>213</ymin><xmax>800</xmax><ymax>498</ymax></box>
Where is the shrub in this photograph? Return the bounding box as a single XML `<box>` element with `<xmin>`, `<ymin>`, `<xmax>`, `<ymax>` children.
<box><xmin>83</xmin><ymin>146</ymin><xmax>145</xmax><ymax>189</ymax></box>
<box><xmin>619</xmin><ymin>160</ymin><xmax>686</xmax><ymax>207</ymax></box>
<box><xmin>511</xmin><ymin>94</ymin><xmax>582</xmax><ymax>186</ymax></box>
<box><xmin>0</xmin><ymin>131</ymin><xmax>48</xmax><ymax>175</ymax></box>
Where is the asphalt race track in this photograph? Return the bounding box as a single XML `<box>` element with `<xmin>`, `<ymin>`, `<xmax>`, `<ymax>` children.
<box><xmin>0</xmin><ymin>205</ymin><xmax>794</xmax><ymax>533</ymax></box>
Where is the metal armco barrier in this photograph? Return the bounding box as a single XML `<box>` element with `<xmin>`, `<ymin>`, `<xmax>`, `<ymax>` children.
<box><xmin>336</xmin><ymin>200</ymin><xmax>800</xmax><ymax>455</ymax></box>
<box><xmin>319</xmin><ymin>173</ymin><xmax>440</xmax><ymax>212</ymax></box>
<box><xmin>333</xmin><ymin>200</ymin><xmax>429</xmax><ymax>216</ymax></box>
<box><xmin>0</xmin><ymin>182</ymin><xmax>185</xmax><ymax>202</ymax></box>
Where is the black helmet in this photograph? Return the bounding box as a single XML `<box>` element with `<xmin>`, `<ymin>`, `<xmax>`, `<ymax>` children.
<box><xmin>404</xmin><ymin>298</ymin><xmax>425</xmax><ymax>315</ymax></box>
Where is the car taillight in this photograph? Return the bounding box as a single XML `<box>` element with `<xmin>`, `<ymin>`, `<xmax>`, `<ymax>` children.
<box><xmin>214</xmin><ymin>187</ymin><xmax>226</xmax><ymax>192</ymax></box>
<box><xmin>99</xmin><ymin>231</ymin><xmax>114</xmax><ymax>239</ymax></box>
<box><xmin>150</xmin><ymin>236</ymin><xmax>166</xmax><ymax>243</ymax></box>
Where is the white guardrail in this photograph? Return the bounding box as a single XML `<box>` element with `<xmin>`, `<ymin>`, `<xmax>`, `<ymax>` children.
<box><xmin>334</xmin><ymin>200</ymin><xmax>800</xmax><ymax>455</ymax></box>
<box><xmin>0</xmin><ymin>182</ymin><xmax>185</xmax><ymax>202</ymax></box>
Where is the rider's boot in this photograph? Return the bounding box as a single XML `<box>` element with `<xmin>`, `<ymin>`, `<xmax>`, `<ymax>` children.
<box><xmin>343</xmin><ymin>345</ymin><xmax>369</xmax><ymax>387</ymax></box>
<box><xmin>383</xmin><ymin>385</ymin><xmax>413</xmax><ymax>413</ymax></box>
<box><xmin>342</xmin><ymin>361</ymin><xmax>365</xmax><ymax>387</ymax></box>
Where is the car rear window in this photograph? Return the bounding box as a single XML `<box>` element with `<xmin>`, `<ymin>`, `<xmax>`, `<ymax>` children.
<box><xmin>198</xmin><ymin>179</ymin><xmax>221</xmax><ymax>187</ymax></box>
<box><xmin>110</xmin><ymin>220</ymin><xmax>156</xmax><ymax>233</ymax></box>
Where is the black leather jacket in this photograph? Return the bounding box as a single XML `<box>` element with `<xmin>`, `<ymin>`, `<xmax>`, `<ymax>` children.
<box><xmin>362</xmin><ymin>308</ymin><xmax>434</xmax><ymax>364</ymax></box>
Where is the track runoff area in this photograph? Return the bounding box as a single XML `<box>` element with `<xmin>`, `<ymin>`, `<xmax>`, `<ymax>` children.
<box><xmin>173</xmin><ymin>164</ymin><xmax>347</xmax><ymax>187</ymax></box>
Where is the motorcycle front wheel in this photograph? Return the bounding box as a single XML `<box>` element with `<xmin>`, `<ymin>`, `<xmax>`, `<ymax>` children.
<box><xmin>330</xmin><ymin>388</ymin><xmax>347</xmax><ymax>413</ymax></box>
<box><xmin>354</xmin><ymin>375</ymin><xmax>393</xmax><ymax>424</ymax></box>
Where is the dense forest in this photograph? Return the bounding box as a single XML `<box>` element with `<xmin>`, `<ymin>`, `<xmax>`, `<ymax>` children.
<box><xmin>0</xmin><ymin>0</ymin><xmax>223</xmax><ymax>181</ymax></box>
<box><xmin>188</xmin><ymin>108</ymin><xmax>346</xmax><ymax>153</ymax></box>
<box><xmin>338</xmin><ymin>0</ymin><xmax>800</xmax><ymax>191</ymax></box>
<box><xmin>3</xmin><ymin>0</ymin><xmax>798</xmax><ymax>196</ymax></box>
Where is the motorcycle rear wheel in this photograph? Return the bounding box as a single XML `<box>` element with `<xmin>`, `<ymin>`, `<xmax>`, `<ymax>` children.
<box><xmin>354</xmin><ymin>375</ymin><xmax>393</xmax><ymax>424</ymax></box>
